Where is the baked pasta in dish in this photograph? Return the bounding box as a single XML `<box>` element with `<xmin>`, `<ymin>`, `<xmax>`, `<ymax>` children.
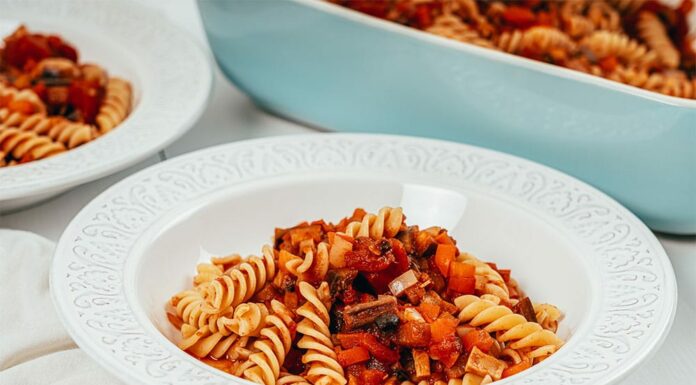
<box><xmin>332</xmin><ymin>0</ymin><xmax>696</xmax><ymax>99</ymax></box>
<box><xmin>0</xmin><ymin>26</ymin><xmax>132</xmax><ymax>167</ymax></box>
<box><xmin>167</xmin><ymin>207</ymin><xmax>564</xmax><ymax>385</ymax></box>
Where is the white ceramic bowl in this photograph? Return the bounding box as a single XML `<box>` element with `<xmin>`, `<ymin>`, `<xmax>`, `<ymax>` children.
<box><xmin>51</xmin><ymin>134</ymin><xmax>677</xmax><ymax>385</ymax></box>
<box><xmin>0</xmin><ymin>0</ymin><xmax>212</xmax><ymax>212</ymax></box>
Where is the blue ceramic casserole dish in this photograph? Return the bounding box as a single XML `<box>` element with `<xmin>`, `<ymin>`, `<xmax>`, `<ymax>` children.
<box><xmin>198</xmin><ymin>0</ymin><xmax>696</xmax><ymax>234</ymax></box>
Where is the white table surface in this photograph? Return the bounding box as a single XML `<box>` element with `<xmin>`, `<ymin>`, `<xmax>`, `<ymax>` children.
<box><xmin>1</xmin><ymin>1</ymin><xmax>694</xmax><ymax>384</ymax></box>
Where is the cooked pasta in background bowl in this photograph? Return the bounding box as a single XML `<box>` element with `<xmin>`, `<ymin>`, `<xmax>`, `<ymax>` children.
<box><xmin>198</xmin><ymin>0</ymin><xmax>696</xmax><ymax>234</ymax></box>
<box><xmin>0</xmin><ymin>0</ymin><xmax>211</xmax><ymax>212</ymax></box>
<box><xmin>51</xmin><ymin>134</ymin><xmax>677</xmax><ymax>385</ymax></box>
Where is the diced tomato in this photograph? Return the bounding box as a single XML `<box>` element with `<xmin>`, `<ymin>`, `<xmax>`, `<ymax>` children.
<box><xmin>497</xmin><ymin>269</ymin><xmax>511</xmax><ymax>283</ymax></box>
<box><xmin>430</xmin><ymin>316</ymin><xmax>458</xmax><ymax>343</ymax></box>
<box><xmin>502</xmin><ymin>359</ymin><xmax>532</xmax><ymax>378</ymax></box>
<box><xmin>435</xmin><ymin>244</ymin><xmax>456</xmax><ymax>277</ymax></box>
<box><xmin>599</xmin><ymin>55</ymin><xmax>618</xmax><ymax>72</ymax></box>
<box><xmin>342</xmin><ymin>286</ymin><xmax>358</xmax><ymax>305</ymax></box>
<box><xmin>360</xmin><ymin>368</ymin><xmax>387</xmax><ymax>385</ymax></box>
<box><xmin>447</xmin><ymin>262</ymin><xmax>476</xmax><ymax>295</ymax></box>
<box><xmin>414</xmin><ymin>4</ymin><xmax>432</xmax><ymax>29</ymax></box>
<box><xmin>418</xmin><ymin>302</ymin><xmax>440</xmax><ymax>322</ymax></box>
<box><xmin>336</xmin><ymin>333</ymin><xmax>398</xmax><ymax>364</ymax></box>
<box><xmin>337</xmin><ymin>346</ymin><xmax>370</xmax><ymax>367</ymax></box>
<box><xmin>69</xmin><ymin>79</ymin><xmax>103</xmax><ymax>124</ymax></box>
<box><xmin>360</xmin><ymin>238</ymin><xmax>409</xmax><ymax>293</ymax></box>
<box><xmin>462</xmin><ymin>329</ymin><xmax>496</xmax><ymax>354</ymax></box>
<box><xmin>345</xmin><ymin>238</ymin><xmax>393</xmax><ymax>272</ymax></box>
<box><xmin>429</xmin><ymin>334</ymin><xmax>463</xmax><ymax>368</ymax></box>
<box><xmin>502</xmin><ymin>6</ymin><xmax>536</xmax><ymax>29</ymax></box>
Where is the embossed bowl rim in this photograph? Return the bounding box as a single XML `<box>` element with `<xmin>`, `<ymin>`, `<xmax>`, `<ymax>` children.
<box><xmin>50</xmin><ymin>133</ymin><xmax>677</xmax><ymax>385</ymax></box>
<box><xmin>0</xmin><ymin>0</ymin><xmax>212</xmax><ymax>201</ymax></box>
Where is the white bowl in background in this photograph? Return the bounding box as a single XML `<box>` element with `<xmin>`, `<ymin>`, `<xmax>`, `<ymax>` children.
<box><xmin>51</xmin><ymin>134</ymin><xmax>677</xmax><ymax>385</ymax></box>
<box><xmin>0</xmin><ymin>0</ymin><xmax>212</xmax><ymax>211</ymax></box>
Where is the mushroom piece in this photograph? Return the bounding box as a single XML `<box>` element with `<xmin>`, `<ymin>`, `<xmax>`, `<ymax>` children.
<box><xmin>342</xmin><ymin>295</ymin><xmax>397</xmax><ymax>330</ymax></box>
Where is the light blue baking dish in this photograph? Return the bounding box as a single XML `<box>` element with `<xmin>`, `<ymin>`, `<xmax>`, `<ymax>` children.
<box><xmin>198</xmin><ymin>0</ymin><xmax>696</xmax><ymax>234</ymax></box>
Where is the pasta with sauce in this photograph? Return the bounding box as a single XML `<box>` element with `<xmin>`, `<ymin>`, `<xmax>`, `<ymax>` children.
<box><xmin>330</xmin><ymin>0</ymin><xmax>696</xmax><ymax>99</ymax></box>
<box><xmin>0</xmin><ymin>25</ymin><xmax>133</xmax><ymax>167</ymax></box>
<box><xmin>167</xmin><ymin>207</ymin><xmax>565</xmax><ymax>385</ymax></box>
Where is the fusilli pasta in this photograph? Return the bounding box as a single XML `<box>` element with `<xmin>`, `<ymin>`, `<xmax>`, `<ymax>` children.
<box><xmin>167</xmin><ymin>207</ymin><xmax>564</xmax><ymax>385</ymax></box>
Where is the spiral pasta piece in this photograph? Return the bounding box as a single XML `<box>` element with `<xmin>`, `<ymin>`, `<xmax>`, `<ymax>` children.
<box><xmin>426</xmin><ymin>14</ymin><xmax>494</xmax><ymax>48</ymax></box>
<box><xmin>447</xmin><ymin>373</ymin><xmax>493</xmax><ymax>385</ymax></box>
<box><xmin>637</xmin><ymin>12</ymin><xmax>680</xmax><ymax>69</ymax></box>
<box><xmin>296</xmin><ymin>281</ymin><xmax>346</xmax><ymax>385</ymax></box>
<box><xmin>534</xmin><ymin>303</ymin><xmax>563</xmax><ymax>332</ymax></box>
<box><xmin>96</xmin><ymin>77</ymin><xmax>132</xmax><ymax>133</ymax></box>
<box><xmin>342</xmin><ymin>206</ymin><xmax>403</xmax><ymax>240</ymax></box>
<box><xmin>455</xmin><ymin>295</ymin><xmax>563</xmax><ymax>360</ymax></box>
<box><xmin>278</xmin><ymin>373</ymin><xmax>312</xmax><ymax>385</ymax></box>
<box><xmin>16</xmin><ymin>114</ymin><xmax>95</xmax><ymax>149</ymax></box>
<box><xmin>580</xmin><ymin>31</ymin><xmax>656</xmax><ymax>66</ymax></box>
<box><xmin>0</xmin><ymin>126</ymin><xmax>66</xmax><ymax>163</ymax></box>
<box><xmin>643</xmin><ymin>70</ymin><xmax>696</xmax><ymax>99</ymax></box>
<box><xmin>203</xmin><ymin>245</ymin><xmax>277</xmax><ymax>314</ymax></box>
<box><xmin>243</xmin><ymin>300</ymin><xmax>295</xmax><ymax>385</ymax></box>
<box><xmin>497</xmin><ymin>27</ymin><xmax>575</xmax><ymax>55</ymax></box>
<box><xmin>282</xmin><ymin>241</ymin><xmax>330</xmax><ymax>282</ymax></box>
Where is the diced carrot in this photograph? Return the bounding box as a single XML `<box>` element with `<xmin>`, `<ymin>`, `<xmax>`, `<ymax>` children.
<box><xmin>462</xmin><ymin>329</ymin><xmax>496</xmax><ymax>354</ymax></box>
<box><xmin>278</xmin><ymin>250</ymin><xmax>294</xmax><ymax>273</ymax></box>
<box><xmin>448</xmin><ymin>261</ymin><xmax>476</xmax><ymax>294</ymax></box>
<box><xmin>336</xmin><ymin>333</ymin><xmax>398</xmax><ymax>364</ymax></box>
<box><xmin>435</xmin><ymin>232</ymin><xmax>455</xmax><ymax>245</ymax></box>
<box><xmin>337</xmin><ymin>333</ymin><xmax>364</xmax><ymax>349</ymax></box>
<box><xmin>435</xmin><ymin>244</ymin><xmax>457</xmax><ymax>277</ymax></box>
<box><xmin>337</xmin><ymin>346</ymin><xmax>370</xmax><ymax>367</ymax></box>
<box><xmin>502</xmin><ymin>359</ymin><xmax>532</xmax><ymax>378</ymax></box>
<box><xmin>430</xmin><ymin>316</ymin><xmax>458</xmax><ymax>342</ymax></box>
<box><xmin>418</xmin><ymin>302</ymin><xmax>441</xmax><ymax>322</ymax></box>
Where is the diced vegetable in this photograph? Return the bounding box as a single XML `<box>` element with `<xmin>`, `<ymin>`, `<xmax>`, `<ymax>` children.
<box><xmin>502</xmin><ymin>6</ymin><xmax>536</xmax><ymax>29</ymax></box>
<box><xmin>497</xmin><ymin>269</ymin><xmax>511</xmax><ymax>283</ymax></box>
<box><xmin>435</xmin><ymin>231</ymin><xmax>455</xmax><ymax>245</ymax></box>
<box><xmin>501</xmin><ymin>359</ymin><xmax>532</xmax><ymax>378</ymax></box>
<box><xmin>345</xmin><ymin>238</ymin><xmax>393</xmax><ymax>272</ymax></box>
<box><xmin>462</xmin><ymin>329</ymin><xmax>497</xmax><ymax>354</ymax></box>
<box><xmin>360</xmin><ymin>368</ymin><xmax>388</xmax><ymax>385</ymax></box>
<box><xmin>389</xmin><ymin>269</ymin><xmax>418</xmax><ymax>296</ymax></box>
<box><xmin>337</xmin><ymin>346</ymin><xmax>370</xmax><ymax>367</ymax></box>
<box><xmin>336</xmin><ymin>333</ymin><xmax>399</xmax><ymax>364</ymax></box>
<box><xmin>278</xmin><ymin>250</ymin><xmax>294</xmax><ymax>273</ymax></box>
<box><xmin>397</xmin><ymin>321</ymin><xmax>431</xmax><ymax>347</ymax></box>
<box><xmin>430</xmin><ymin>316</ymin><xmax>458</xmax><ymax>343</ymax></box>
<box><xmin>418</xmin><ymin>302</ymin><xmax>440</xmax><ymax>322</ymax></box>
<box><xmin>435</xmin><ymin>244</ymin><xmax>457</xmax><ymax>277</ymax></box>
<box><xmin>329</xmin><ymin>233</ymin><xmax>353</xmax><ymax>268</ymax></box>
<box><xmin>429</xmin><ymin>334</ymin><xmax>463</xmax><ymax>368</ymax></box>
<box><xmin>412</xmin><ymin>350</ymin><xmax>431</xmax><ymax>379</ymax></box>
<box><xmin>465</xmin><ymin>347</ymin><xmax>506</xmax><ymax>380</ymax></box>
<box><xmin>513</xmin><ymin>297</ymin><xmax>538</xmax><ymax>323</ymax></box>
<box><xmin>343</xmin><ymin>296</ymin><xmax>397</xmax><ymax>330</ymax></box>
<box><xmin>447</xmin><ymin>261</ymin><xmax>476</xmax><ymax>294</ymax></box>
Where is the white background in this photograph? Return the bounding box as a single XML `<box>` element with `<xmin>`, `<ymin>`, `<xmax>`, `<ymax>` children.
<box><xmin>1</xmin><ymin>1</ymin><xmax>694</xmax><ymax>384</ymax></box>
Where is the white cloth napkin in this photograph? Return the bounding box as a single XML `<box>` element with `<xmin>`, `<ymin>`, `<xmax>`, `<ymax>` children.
<box><xmin>0</xmin><ymin>230</ymin><xmax>124</xmax><ymax>385</ymax></box>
